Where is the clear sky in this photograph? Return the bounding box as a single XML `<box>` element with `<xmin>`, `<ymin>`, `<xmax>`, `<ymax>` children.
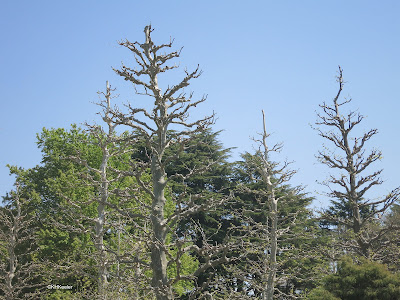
<box><xmin>1</xmin><ymin>1</ymin><xmax>399</xmax><ymax>208</ymax></box>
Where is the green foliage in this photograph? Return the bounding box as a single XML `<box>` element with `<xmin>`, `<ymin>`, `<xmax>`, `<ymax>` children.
<box><xmin>6</xmin><ymin>125</ymin><xmax>218</xmax><ymax>298</ymax></box>
<box><xmin>308</xmin><ymin>256</ymin><xmax>400</xmax><ymax>300</ymax></box>
<box><xmin>168</xmin><ymin>251</ymin><xmax>199</xmax><ymax>296</ymax></box>
<box><xmin>5</xmin><ymin>126</ymin><xmax>115</xmax><ymax>296</ymax></box>
<box><xmin>306</xmin><ymin>287</ymin><xmax>339</xmax><ymax>300</ymax></box>
<box><xmin>227</xmin><ymin>152</ymin><xmax>327</xmax><ymax>296</ymax></box>
<box><xmin>45</xmin><ymin>290</ymin><xmax>74</xmax><ymax>300</ymax></box>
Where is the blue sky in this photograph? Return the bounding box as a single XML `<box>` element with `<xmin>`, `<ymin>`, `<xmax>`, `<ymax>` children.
<box><xmin>1</xmin><ymin>1</ymin><xmax>399</xmax><ymax>208</ymax></box>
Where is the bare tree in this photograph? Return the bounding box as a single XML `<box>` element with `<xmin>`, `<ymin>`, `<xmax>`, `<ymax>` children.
<box><xmin>108</xmin><ymin>25</ymin><xmax>234</xmax><ymax>300</ymax></box>
<box><xmin>314</xmin><ymin>66</ymin><xmax>400</xmax><ymax>259</ymax></box>
<box><xmin>253</xmin><ymin>111</ymin><xmax>302</xmax><ymax>300</ymax></box>
<box><xmin>227</xmin><ymin>110</ymin><xmax>301</xmax><ymax>299</ymax></box>
<box><xmin>0</xmin><ymin>184</ymin><xmax>47</xmax><ymax>299</ymax></box>
<box><xmin>55</xmin><ymin>82</ymin><xmax>148</xmax><ymax>299</ymax></box>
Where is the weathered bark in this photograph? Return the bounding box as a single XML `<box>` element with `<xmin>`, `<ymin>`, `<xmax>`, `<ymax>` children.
<box><xmin>150</xmin><ymin>152</ymin><xmax>173</xmax><ymax>299</ymax></box>
<box><xmin>264</xmin><ymin>200</ymin><xmax>277</xmax><ymax>300</ymax></box>
<box><xmin>110</xmin><ymin>25</ymin><xmax>229</xmax><ymax>300</ymax></box>
<box><xmin>67</xmin><ymin>81</ymin><xmax>129</xmax><ymax>299</ymax></box>
<box><xmin>258</xmin><ymin>111</ymin><xmax>278</xmax><ymax>300</ymax></box>
<box><xmin>95</xmin><ymin>84</ymin><xmax>111</xmax><ymax>298</ymax></box>
<box><xmin>255</xmin><ymin>110</ymin><xmax>293</xmax><ymax>300</ymax></box>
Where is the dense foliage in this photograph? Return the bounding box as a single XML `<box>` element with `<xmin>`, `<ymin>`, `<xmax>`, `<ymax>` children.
<box><xmin>307</xmin><ymin>257</ymin><xmax>400</xmax><ymax>300</ymax></box>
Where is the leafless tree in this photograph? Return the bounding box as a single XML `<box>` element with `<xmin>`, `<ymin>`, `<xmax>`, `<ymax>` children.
<box><xmin>55</xmin><ymin>82</ymin><xmax>148</xmax><ymax>299</ymax></box>
<box><xmin>107</xmin><ymin>25</ymin><xmax>234</xmax><ymax>300</ymax></box>
<box><xmin>252</xmin><ymin>111</ymin><xmax>300</xmax><ymax>299</ymax></box>
<box><xmin>314</xmin><ymin>66</ymin><xmax>400</xmax><ymax>259</ymax></box>
<box><xmin>224</xmin><ymin>111</ymin><xmax>301</xmax><ymax>299</ymax></box>
<box><xmin>0</xmin><ymin>184</ymin><xmax>47</xmax><ymax>299</ymax></box>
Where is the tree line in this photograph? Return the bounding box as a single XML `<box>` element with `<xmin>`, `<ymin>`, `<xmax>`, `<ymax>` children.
<box><xmin>1</xmin><ymin>25</ymin><xmax>399</xmax><ymax>300</ymax></box>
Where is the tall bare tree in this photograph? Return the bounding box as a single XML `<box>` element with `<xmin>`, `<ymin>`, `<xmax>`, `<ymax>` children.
<box><xmin>247</xmin><ymin>111</ymin><xmax>297</xmax><ymax>300</ymax></box>
<box><xmin>109</xmin><ymin>25</ymin><xmax>234</xmax><ymax>299</ymax></box>
<box><xmin>221</xmin><ymin>111</ymin><xmax>302</xmax><ymax>299</ymax></box>
<box><xmin>314</xmin><ymin>66</ymin><xmax>400</xmax><ymax>259</ymax></box>
<box><xmin>57</xmin><ymin>82</ymin><xmax>146</xmax><ymax>299</ymax></box>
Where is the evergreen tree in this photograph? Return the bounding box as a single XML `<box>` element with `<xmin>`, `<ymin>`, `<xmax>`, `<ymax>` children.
<box><xmin>308</xmin><ymin>257</ymin><xmax>400</xmax><ymax>300</ymax></box>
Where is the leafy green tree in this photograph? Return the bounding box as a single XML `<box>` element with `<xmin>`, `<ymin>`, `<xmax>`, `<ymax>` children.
<box><xmin>8</xmin><ymin>123</ymin><xmax>150</xmax><ymax>299</ymax></box>
<box><xmin>8</xmin><ymin>121</ymin><xmax>233</xmax><ymax>299</ymax></box>
<box><xmin>8</xmin><ymin>125</ymin><xmax>102</xmax><ymax>297</ymax></box>
<box><xmin>308</xmin><ymin>257</ymin><xmax>400</xmax><ymax>300</ymax></box>
<box><xmin>306</xmin><ymin>287</ymin><xmax>339</xmax><ymax>300</ymax></box>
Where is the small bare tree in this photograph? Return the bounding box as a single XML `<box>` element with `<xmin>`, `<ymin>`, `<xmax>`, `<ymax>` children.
<box><xmin>0</xmin><ymin>184</ymin><xmax>47</xmax><ymax>299</ymax></box>
<box><xmin>314</xmin><ymin>66</ymin><xmax>400</xmax><ymax>259</ymax></box>
<box><xmin>108</xmin><ymin>25</ymin><xmax>234</xmax><ymax>300</ymax></box>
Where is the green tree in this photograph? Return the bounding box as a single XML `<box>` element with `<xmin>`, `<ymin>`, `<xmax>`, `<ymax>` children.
<box><xmin>308</xmin><ymin>257</ymin><xmax>400</xmax><ymax>300</ymax></box>
<box><xmin>380</xmin><ymin>202</ymin><xmax>400</xmax><ymax>272</ymax></box>
<box><xmin>9</xmin><ymin>125</ymin><xmax>103</xmax><ymax>297</ymax></box>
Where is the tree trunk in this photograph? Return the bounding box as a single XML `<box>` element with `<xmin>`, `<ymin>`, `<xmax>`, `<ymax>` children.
<box><xmin>95</xmin><ymin>200</ymin><xmax>108</xmax><ymax>299</ymax></box>
<box><xmin>95</xmin><ymin>110</ymin><xmax>111</xmax><ymax>299</ymax></box>
<box><xmin>5</xmin><ymin>192</ymin><xmax>21</xmax><ymax>300</ymax></box>
<box><xmin>265</xmin><ymin>197</ymin><xmax>278</xmax><ymax>300</ymax></box>
<box><xmin>260</xmin><ymin>110</ymin><xmax>278</xmax><ymax>300</ymax></box>
<box><xmin>5</xmin><ymin>238</ymin><xmax>16</xmax><ymax>300</ymax></box>
<box><xmin>150</xmin><ymin>153</ymin><xmax>173</xmax><ymax>299</ymax></box>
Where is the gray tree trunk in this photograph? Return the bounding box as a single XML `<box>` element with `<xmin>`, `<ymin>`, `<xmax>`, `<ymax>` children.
<box><xmin>150</xmin><ymin>153</ymin><xmax>172</xmax><ymax>299</ymax></box>
<box><xmin>259</xmin><ymin>110</ymin><xmax>279</xmax><ymax>300</ymax></box>
<box><xmin>264</xmin><ymin>198</ymin><xmax>277</xmax><ymax>300</ymax></box>
<box><xmin>4</xmin><ymin>201</ymin><xmax>19</xmax><ymax>300</ymax></box>
<box><xmin>95</xmin><ymin>149</ymin><xmax>109</xmax><ymax>299</ymax></box>
<box><xmin>111</xmin><ymin>25</ymin><xmax>218</xmax><ymax>299</ymax></box>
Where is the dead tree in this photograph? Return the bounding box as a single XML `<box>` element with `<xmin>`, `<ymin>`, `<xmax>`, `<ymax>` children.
<box><xmin>219</xmin><ymin>111</ymin><xmax>302</xmax><ymax>299</ymax></box>
<box><xmin>109</xmin><ymin>25</ymin><xmax>234</xmax><ymax>300</ymax></box>
<box><xmin>314</xmin><ymin>66</ymin><xmax>400</xmax><ymax>259</ymax></box>
<box><xmin>247</xmin><ymin>111</ymin><xmax>297</xmax><ymax>300</ymax></box>
<box><xmin>0</xmin><ymin>184</ymin><xmax>47</xmax><ymax>299</ymax></box>
<box><xmin>57</xmin><ymin>82</ymin><xmax>147</xmax><ymax>299</ymax></box>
